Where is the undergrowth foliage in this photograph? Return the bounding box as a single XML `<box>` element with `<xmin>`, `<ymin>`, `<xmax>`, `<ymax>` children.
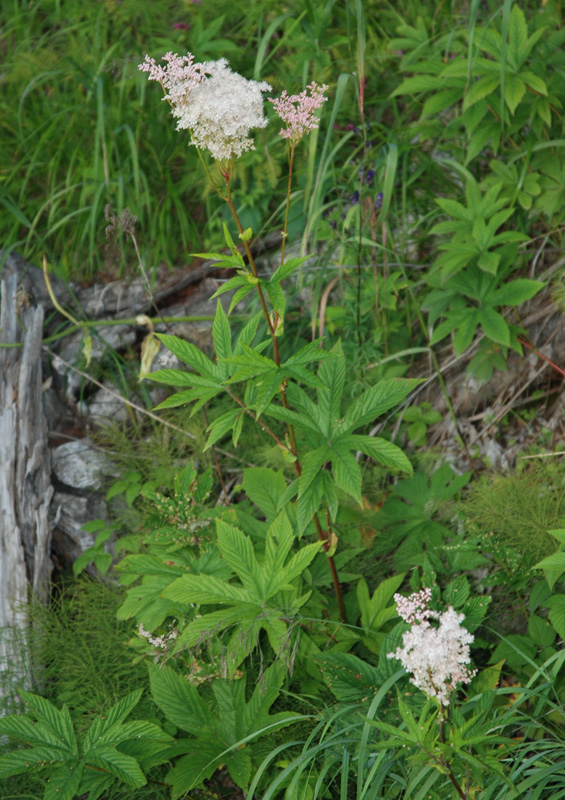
<box><xmin>2</xmin><ymin>2</ymin><xmax>565</xmax><ymax>799</ymax></box>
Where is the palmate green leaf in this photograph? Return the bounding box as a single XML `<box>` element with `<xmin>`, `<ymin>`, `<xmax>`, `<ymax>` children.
<box><xmin>45</xmin><ymin>762</ymin><xmax>84</xmax><ymax>800</ymax></box>
<box><xmin>477</xmin><ymin>246</ymin><xmax>500</xmax><ymax>275</ymax></box>
<box><xmin>83</xmin><ymin>691</ymin><xmax>143</xmax><ymax>751</ymax></box>
<box><xmin>86</xmin><ymin>744</ymin><xmax>146</xmax><ymax>788</ymax></box>
<box><xmin>350</xmin><ymin>434</ymin><xmax>413</xmax><ymax>474</ymax></box>
<box><xmin>20</xmin><ymin>693</ymin><xmax>77</xmax><ymax>755</ymax></box>
<box><xmin>342</xmin><ymin>378</ymin><xmax>421</xmax><ymax>433</ymax></box>
<box><xmin>226</xmin><ymin>342</ymin><xmax>277</xmax><ymax>382</ymax></box>
<box><xmin>149</xmin><ymin>664</ymin><xmax>211</xmax><ymax>735</ymax></box>
<box><xmin>215</xmin><ymin>519</ymin><xmax>262</xmax><ymax>592</ymax></box>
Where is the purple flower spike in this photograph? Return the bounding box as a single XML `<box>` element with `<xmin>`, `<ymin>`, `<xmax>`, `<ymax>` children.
<box><xmin>351</xmin><ymin>189</ymin><xmax>360</xmax><ymax>204</ymax></box>
<box><xmin>375</xmin><ymin>192</ymin><xmax>383</xmax><ymax>210</ymax></box>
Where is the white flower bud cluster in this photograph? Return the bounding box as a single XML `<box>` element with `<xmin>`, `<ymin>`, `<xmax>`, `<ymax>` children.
<box><xmin>389</xmin><ymin>590</ymin><xmax>476</xmax><ymax>706</ymax></box>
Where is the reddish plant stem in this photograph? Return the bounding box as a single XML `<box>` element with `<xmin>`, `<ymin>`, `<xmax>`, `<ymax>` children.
<box><xmin>223</xmin><ymin>172</ymin><xmax>346</xmax><ymax>621</ymax></box>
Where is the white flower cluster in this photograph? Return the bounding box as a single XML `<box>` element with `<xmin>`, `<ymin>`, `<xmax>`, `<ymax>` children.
<box><xmin>140</xmin><ymin>53</ymin><xmax>271</xmax><ymax>162</ymax></box>
<box><xmin>389</xmin><ymin>590</ymin><xmax>476</xmax><ymax>706</ymax></box>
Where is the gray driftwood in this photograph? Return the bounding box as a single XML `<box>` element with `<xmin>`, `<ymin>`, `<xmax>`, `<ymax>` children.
<box><xmin>0</xmin><ymin>273</ymin><xmax>53</xmax><ymax>707</ymax></box>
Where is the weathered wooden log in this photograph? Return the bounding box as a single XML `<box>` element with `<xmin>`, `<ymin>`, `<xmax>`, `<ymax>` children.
<box><xmin>0</xmin><ymin>273</ymin><xmax>53</xmax><ymax>708</ymax></box>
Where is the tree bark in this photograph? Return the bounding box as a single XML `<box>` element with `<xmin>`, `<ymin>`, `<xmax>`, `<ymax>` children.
<box><xmin>0</xmin><ymin>273</ymin><xmax>53</xmax><ymax>709</ymax></box>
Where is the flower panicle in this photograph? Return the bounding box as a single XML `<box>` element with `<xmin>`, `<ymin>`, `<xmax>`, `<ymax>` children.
<box><xmin>269</xmin><ymin>81</ymin><xmax>329</xmax><ymax>145</ymax></box>
<box><xmin>389</xmin><ymin>589</ymin><xmax>477</xmax><ymax>706</ymax></box>
<box><xmin>138</xmin><ymin>51</ymin><xmax>271</xmax><ymax>162</ymax></box>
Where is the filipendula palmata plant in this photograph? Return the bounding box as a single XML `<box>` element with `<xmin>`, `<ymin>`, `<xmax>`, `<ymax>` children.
<box><xmin>137</xmin><ymin>52</ymin><xmax>419</xmax><ymax>623</ymax></box>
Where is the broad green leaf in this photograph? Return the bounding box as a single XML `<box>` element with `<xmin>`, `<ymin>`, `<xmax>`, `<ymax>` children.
<box><xmin>350</xmin><ymin>434</ymin><xmax>413</xmax><ymax>474</ymax></box>
<box><xmin>163</xmin><ymin>573</ymin><xmax>252</xmax><ymax>606</ymax></box>
<box><xmin>86</xmin><ymin>744</ymin><xmax>146</xmax><ymax>787</ymax></box>
<box><xmin>0</xmin><ymin>715</ymin><xmax>64</xmax><ymax>748</ymax></box>
<box><xmin>265</xmin><ymin>403</ymin><xmax>324</xmax><ymax>435</ymax></box>
<box><xmin>155</xmin><ymin>334</ymin><xmax>215</xmax><ymax>376</ymax></box>
<box><xmin>174</xmin><ymin>607</ymin><xmax>245</xmax><ymax>649</ymax></box>
<box><xmin>298</xmin><ymin>446</ymin><xmax>332</xmax><ymax>498</ymax></box>
<box><xmin>263</xmin><ymin>512</ymin><xmax>295</xmax><ymax>580</ymax></box>
<box><xmin>489</xmin><ymin>279</ymin><xmax>544</xmax><ymax>306</ymax></box>
<box><xmin>452</xmin><ymin>309</ymin><xmax>480</xmax><ymax>354</ymax></box>
<box><xmin>242</xmin><ymin>467</ymin><xmax>287</xmax><ymax>521</ymax></box>
<box><xmin>149</xmin><ymin>370</ymin><xmax>220</xmax><ymax>388</ymax></box>
<box><xmin>330</xmin><ymin>440</ymin><xmax>362</xmax><ymax>505</ymax></box>
<box><xmin>210</xmin><ymin>273</ymin><xmax>248</xmax><ymax>299</ymax></box>
<box><xmin>391</xmin><ymin>74</ymin><xmax>442</xmax><ymax>95</ymax></box>
<box><xmin>229</xmin><ymin>283</ymin><xmax>255</xmax><ymax>313</ymax></box>
<box><xmin>463</xmin><ymin>75</ymin><xmax>500</xmax><ymax>110</ymax></box>
<box><xmin>205</xmin><ymin>409</ymin><xmax>240</xmax><ymax>450</ymax></box>
<box><xmin>477</xmin><ymin>250</ymin><xmax>500</xmax><ymax>275</ymax></box>
<box><xmin>504</xmin><ymin>75</ymin><xmax>526</xmax><ymax>115</ymax></box>
<box><xmin>20</xmin><ymin>693</ymin><xmax>77</xmax><ymax>754</ymax></box>
<box><xmin>545</xmin><ymin>595</ymin><xmax>565</xmax><ymax>640</ymax></box>
<box><xmin>149</xmin><ymin>664</ymin><xmax>211</xmax><ymax>735</ymax></box>
<box><xmin>216</xmin><ymin>520</ymin><xmax>261</xmax><ymax>593</ymax></box>
<box><xmin>226</xmin><ymin>343</ymin><xmax>277</xmax><ymax>382</ymax></box>
<box><xmin>153</xmin><ymin>387</ymin><xmax>218</xmax><ymax>411</ymax></box>
<box><xmin>269</xmin><ymin>256</ymin><xmax>308</xmax><ymax>284</ymax></box>
<box><xmin>317</xmin><ymin>340</ymin><xmax>345</xmax><ymax>436</ymax></box>
<box><xmin>297</xmin><ymin>471</ymin><xmax>324</xmax><ymax>534</ymax></box>
<box><xmin>265</xmin><ymin>280</ymin><xmax>285</xmax><ymax>320</ymax></box>
<box><xmin>316</xmin><ymin>651</ymin><xmax>382</xmax><ymax>702</ymax></box>
<box><xmin>435</xmin><ymin>198</ymin><xmax>473</xmax><ymax>221</ymax></box>
<box><xmin>342</xmin><ymin>379</ymin><xmax>421</xmax><ymax>432</ymax></box>
<box><xmin>268</xmin><ymin>540</ymin><xmax>322</xmax><ymax>595</ymax></box>
<box><xmin>479</xmin><ymin>307</ymin><xmax>510</xmax><ymax>346</ymax></box>
<box><xmin>521</xmin><ymin>71</ymin><xmax>547</xmax><ymax>96</ymax></box>
<box><xmin>83</xmin><ymin>691</ymin><xmax>143</xmax><ymax>751</ymax></box>
<box><xmin>0</xmin><ymin>745</ymin><xmax>70</xmax><ymax>779</ymax></box>
<box><xmin>508</xmin><ymin>5</ymin><xmax>529</xmax><ymax>71</ymax></box>
<box><xmin>212</xmin><ymin>300</ymin><xmax>231</xmax><ymax>368</ymax></box>
<box><xmin>421</xmin><ymin>88</ymin><xmax>463</xmax><ymax>119</ymax></box>
<box><xmin>45</xmin><ymin>762</ymin><xmax>84</xmax><ymax>800</ymax></box>
<box><xmin>225</xmin><ymin>747</ymin><xmax>253</xmax><ymax>789</ymax></box>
